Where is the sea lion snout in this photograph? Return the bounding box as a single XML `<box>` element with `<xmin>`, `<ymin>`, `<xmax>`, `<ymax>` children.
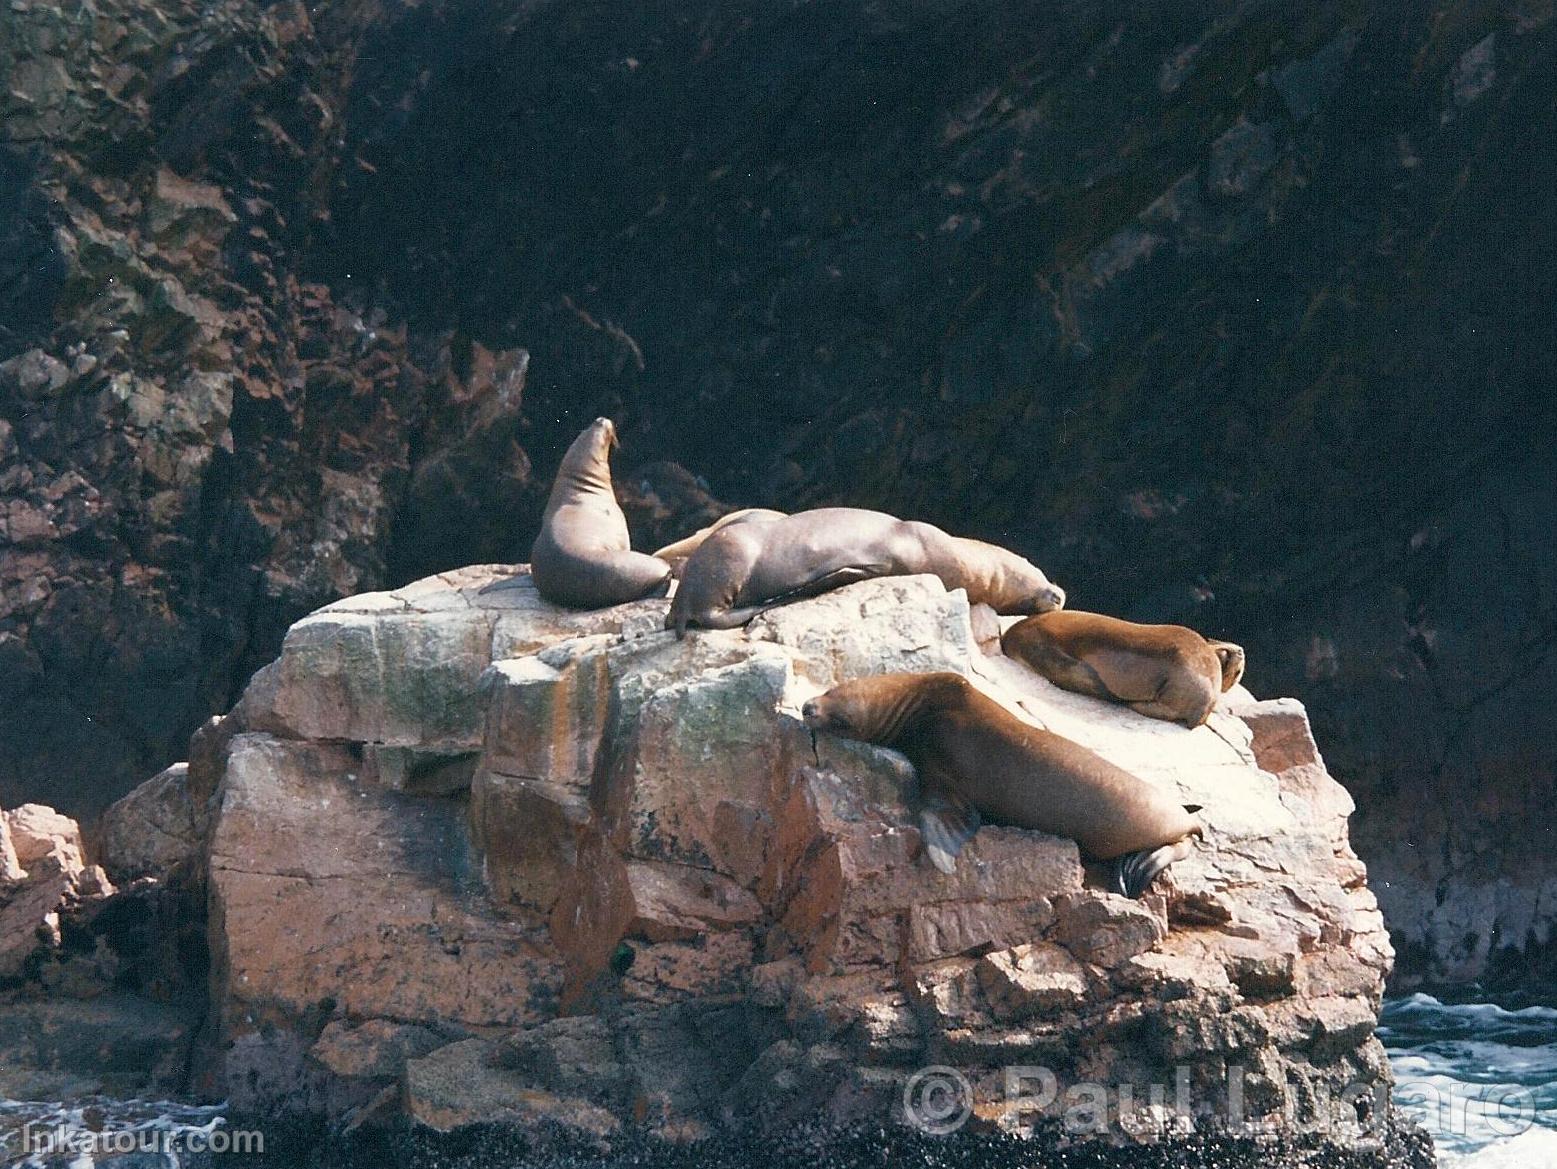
<box><xmin>801</xmin><ymin>694</ymin><xmax>851</xmax><ymax>732</ymax></box>
<box><xmin>591</xmin><ymin>416</ymin><xmax>619</xmax><ymax>448</ymax></box>
<box><xmin>1212</xmin><ymin>641</ymin><xmax>1246</xmax><ymax>691</ymax></box>
<box><xmin>1038</xmin><ymin>582</ymin><xmax>1066</xmax><ymax>611</ymax></box>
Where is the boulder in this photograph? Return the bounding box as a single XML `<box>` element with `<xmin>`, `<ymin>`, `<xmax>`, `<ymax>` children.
<box><xmin>976</xmin><ymin>942</ymin><xmax>1091</xmax><ymax>1021</ymax></box>
<box><xmin>97</xmin><ymin>762</ymin><xmax>206</xmax><ymax>883</ymax></box>
<box><xmin>207</xmin><ymin>733</ymin><xmax>565</xmax><ymax>1099</ymax></box>
<box><xmin>6</xmin><ymin>803</ymin><xmax>82</xmax><ymax>870</ymax></box>
<box><xmin>0</xmin><ymin>994</ymin><xmax>195</xmax><ymax>1100</ymax></box>
<box><xmin>0</xmin><ymin>804</ymin><xmax>120</xmax><ymax>982</ymax></box>
<box><xmin>169</xmin><ymin>565</ymin><xmax>1400</xmax><ymax>1146</ymax></box>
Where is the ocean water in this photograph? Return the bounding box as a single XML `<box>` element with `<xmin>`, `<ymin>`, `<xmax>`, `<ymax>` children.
<box><xmin>2</xmin><ymin>994</ymin><xmax>1550</xmax><ymax>1167</ymax></box>
<box><xmin>0</xmin><ymin>1095</ymin><xmax>231</xmax><ymax>1166</ymax></box>
<box><xmin>1379</xmin><ymin>993</ymin><xmax>1557</xmax><ymax>1167</ymax></box>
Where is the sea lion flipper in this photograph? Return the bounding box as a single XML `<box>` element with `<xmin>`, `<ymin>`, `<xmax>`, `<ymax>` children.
<box><xmin>681</xmin><ymin>603</ymin><xmax>774</xmax><ymax>631</ymax></box>
<box><xmin>1006</xmin><ymin>629</ymin><xmax>1120</xmax><ymax>703</ymax></box>
<box><xmin>770</xmin><ymin>564</ymin><xmax>885</xmax><ymax>602</ymax></box>
<box><xmin>918</xmin><ymin>791</ymin><xmax>982</xmax><ymax>874</ymax></box>
<box><xmin>1110</xmin><ymin>843</ymin><xmax>1185</xmax><ymax>899</ymax></box>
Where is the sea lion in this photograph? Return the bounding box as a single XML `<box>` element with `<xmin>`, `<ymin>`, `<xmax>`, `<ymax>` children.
<box><xmin>801</xmin><ymin>672</ymin><xmax>1202</xmax><ymax>897</ymax></box>
<box><xmin>666</xmin><ymin>507</ymin><xmax>1065</xmax><ymax>637</ymax></box>
<box><xmin>1001</xmin><ymin>611</ymin><xmax>1245</xmax><ymax>728</ymax></box>
<box><xmin>651</xmin><ymin>508</ymin><xmax>786</xmax><ymax>575</ymax></box>
<box><xmin>528</xmin><ymin>418</ymin><xmax>672</xmax><ymax>609</ymax></box>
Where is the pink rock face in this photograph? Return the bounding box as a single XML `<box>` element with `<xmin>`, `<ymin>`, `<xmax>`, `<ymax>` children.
<box><xmin>0</xmin><ymin>854</ymin><xmax>82</xmax><ymax>979</ymax></box>
<box><xmin>977</xmin><ymin>942</ymin><xmax>1090</xmax><ymax>1021</ymax></box>
<box><xmin>6</xmin><ymin>803</ymin><xmax>82</xmax><ymax>871</ymax></box>
<box><xmin>169</xmin><ymin>568</ymin><xmax>1396</xmax><ymax>1139</ymax></box>
<box><xmin>206</xmin><ymin>732</ymin><xmax>565</xmax><ymax>1106</ymax></box>
<box><xmin>0</xmin><ymin>803</ymin><xmax>120</xmax><ymax>986</ymax></box>
<box><xmin>0</xmin><ymin>817</ymin><xmax>22</xmax><ymax>882</ymax></box>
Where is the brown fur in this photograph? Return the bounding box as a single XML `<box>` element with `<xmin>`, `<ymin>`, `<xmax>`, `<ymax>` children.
<box><xmin>1002</xmin><ymin>611</ymin><xmax>1245</xmax><ymax>728</ymax></box>
<box><xmin>801</xmin><ymin>672</ymin><xmax>1202</xmax><ymax>863</ymax></box>
<box><xmin>666</xmin><ymin>507</ymin><xmax>1064</xmax><ymax>636</ymax></box>
<box><xmin>652</xmin><ymin>508</ymin><xmax>786</xmax><ymax>575</ymax></box>
<box><xmin>529</xmin><ymin>418</ymin><xmax>671</xmax><ymax>609</ymax></box>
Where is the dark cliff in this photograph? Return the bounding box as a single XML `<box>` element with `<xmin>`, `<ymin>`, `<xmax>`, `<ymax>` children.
<box><xmin>1</xmin><ymin>0</ymin><xmax>1554</xmax><ymax>984</ymax></box>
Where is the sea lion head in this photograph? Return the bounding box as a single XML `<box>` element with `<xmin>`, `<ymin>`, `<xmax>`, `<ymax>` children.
<box><xmin>987</xmin><ymin>555</ymin><xmax>1067</xmax><ymax>615</ymax></box>
<box><xmin>552</xmin><ymin>417</ymin><xmax>619</xmax><ymax>498</ymax></box>
<box><xmin>801</xmin><ymin>672</ymin><xmax>968</xmax><ymax>743</ymax></box>
<box><xmin>800</xmin><ymin>686</ymin><xmax>869</xmax><ymax>737</ymax></box>
<box><xmin>664</xmin><ymin>524</ymin><xmax>761</xmax><ymax>637</ymax></box>
<box><xmin>1211</xmin><ymin>641</ymin><xmax>1246</xmax><ymax>692</ymax></box>
<box><xmin>584</xmin><ymin>416</ymin><xmax>619</xmax><ymax>455</ymax></box>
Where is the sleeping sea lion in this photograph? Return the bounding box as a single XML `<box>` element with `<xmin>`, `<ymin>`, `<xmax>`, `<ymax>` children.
<box><xmin>1002</xmin><ymin>611</ymin><xmax>1245</xmax><ymax>728</ymax></box>
<box><xmin>801</xmin><ymin>671</ymin><xmax>1202</xmax><ymax>897</ymax></box>
<box><xmin>666</xmin><ymin>507</ymin><xmax>1064</xmax><ymax>636</ymax></box>
<box><xmin>651</xmin><ymin>508</ymin><xmax>786</xmax><ymax>575</ymax></box>
<box><xmin>528</xmin><ymin>418</ymin><xmax>672</xmax><ymax>609</ymax></box>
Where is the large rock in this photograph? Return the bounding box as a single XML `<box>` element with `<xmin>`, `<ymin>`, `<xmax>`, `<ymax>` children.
<box><xmin>6</xmin><ymin>803</ymin><xmax>82</xmax><ymax>870</ymax></box>
<box><xmin>0</xmin><ymin>803</ymin><xmax>119</xmax><ymax>981</ymax></box>
<box><xmin>403</xmin><ymin>1038</ymin><xmax>621</xmax><ymax>1137</ymax></box>
<box><xmin>0</xmin><ymin>994</ymin><xmax>195</xmax><ymax>1100</ymax></box>
<box><xmin>206</xmin><ymin>731</ymin><xmax>566</xmax><ymax>1108</ymax></box>
<box><xmin>179</xmin><ymin>565</ymin><xmax>1397</xmax><ymax>1152</ymax></box>
<box><xmin>3</xmin><ymin>0</ymin><xmax>1553</xmax><ymax>1002</ymax></box>
<box><xmin>96</xmin><ymin>762</ymin><xmax>207</xmax><ymax>883</ymax></box>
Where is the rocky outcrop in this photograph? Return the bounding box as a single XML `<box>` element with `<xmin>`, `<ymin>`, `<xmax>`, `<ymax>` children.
<box><xmin>0</xmin><ymin>0</ymin><xmax>728</xmax><ymax>818</ymax></box>
<box><xmin>0</xmin><ymin>801</ymin><xmax>199</xmax><ymax>1098</ymax></box>
<box><xmin>4</xmin><ymin>0</ymin><xmax>1551</xmax><ymax>990</ymax></box>
<box><xmin>0</xmin><ymin>803</ymin><xmax>99</xmax><ymax>981</ymax></box>
<box><xmin>80</xmin><ymin>566</ymin><xmax>1404</xmax><ymax>1148</ymax></box>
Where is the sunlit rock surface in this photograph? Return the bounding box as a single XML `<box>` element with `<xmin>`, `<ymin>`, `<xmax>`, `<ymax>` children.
<box><xmin>112</xmin><ymin>566</ymin><xmax>1399</xmax><ymax>1144</ymax></box>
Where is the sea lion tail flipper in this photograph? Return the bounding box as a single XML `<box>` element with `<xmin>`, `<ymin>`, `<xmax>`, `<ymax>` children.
<box><xmin>1016</xmin><ymin>637</ymin><xmax>1122</xmax><ymax>704</ymax></box>
<box><xmin>918</xmin><ymin>792</ymin><xmax>982</xmax><ymax>875</ymax></box>
<box><xmin>1110</xmin><ymin>844</ymin><xmax>1184</xmax><ymax>899</ymax></box>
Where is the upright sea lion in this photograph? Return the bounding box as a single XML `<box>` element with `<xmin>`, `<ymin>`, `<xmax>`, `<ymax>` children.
<box><xmin>1002</xmin><ymin>611</ymin><xmax>1245</xmax><ymax>728</ymax></box>
<box><xmin>801</xmin><ymin>672</ymin><xmax>1202</xmax><ymax>897</ymax></box>
<box><xmin>528</xmin><ymin>418</ymin><xmax>672</xmax><ymax>609</ymax></box>
<box><xmin>651</xmin><ymin>508</ymin><xmax>786</xmax><ymax>575</ymax></box>
<box><xmin>666</xmin><ymin>507</ymin><xmax>1065</xmax><ymax>636</ymax></box>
